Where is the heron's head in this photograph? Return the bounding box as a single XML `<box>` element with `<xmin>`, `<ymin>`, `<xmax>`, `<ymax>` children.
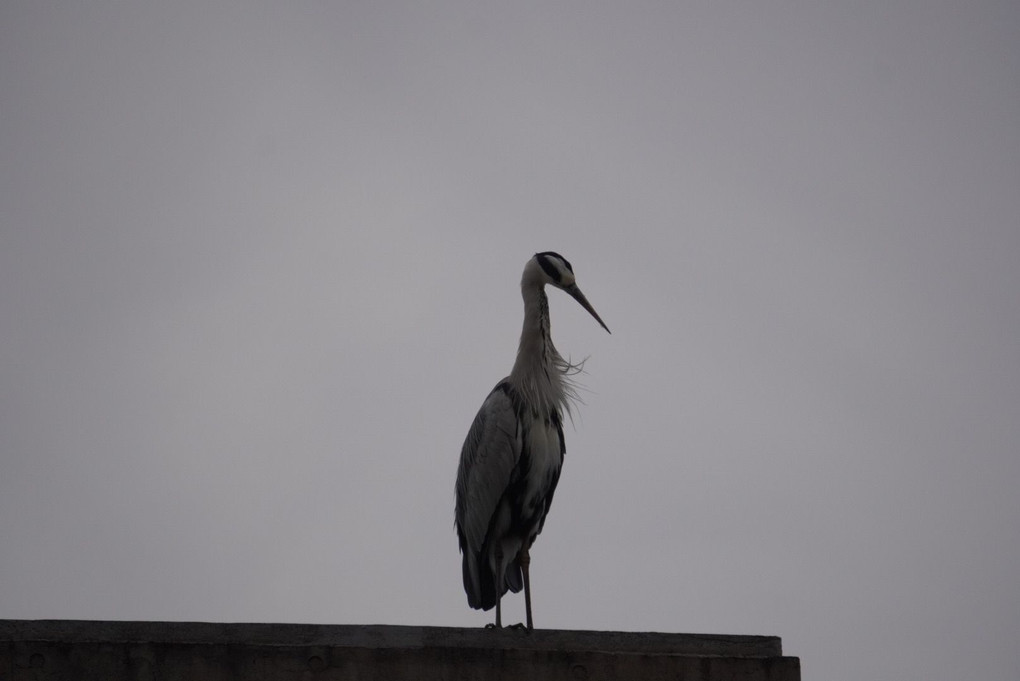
<box><xmin>526</xmin><ymin>252</ymin><xmax>611</xmax><ymax>334</ymax></box>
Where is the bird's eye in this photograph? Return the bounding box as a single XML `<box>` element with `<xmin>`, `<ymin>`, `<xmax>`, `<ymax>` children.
<box><xmin>536</xmin><ymin>252</ymin><xmax>572</xmax><ymax>282</ymax></box>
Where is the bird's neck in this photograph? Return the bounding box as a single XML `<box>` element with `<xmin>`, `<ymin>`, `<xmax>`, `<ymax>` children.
<box><xmin>509</xmin><ymin>283</ymin><xmax>565</xmax><ymax>416</ymax></box>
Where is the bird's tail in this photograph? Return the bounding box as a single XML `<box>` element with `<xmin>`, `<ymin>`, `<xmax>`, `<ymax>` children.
<box><xmin>462</xmin><ymin>551</ymin><xmax>522</xmax><ymax>611</ymax></box>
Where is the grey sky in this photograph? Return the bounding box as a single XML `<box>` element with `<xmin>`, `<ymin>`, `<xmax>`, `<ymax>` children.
<box><xmin>2</xmin><ymin>2</ymin><xmax>1018</xmax><ymax>679</ymax></box>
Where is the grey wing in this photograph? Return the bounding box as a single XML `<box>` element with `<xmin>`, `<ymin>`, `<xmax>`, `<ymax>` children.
<box><xmin>455</xmin><ymin>383</ymin><xmax>522</xmax><ymax>555</ymax></box>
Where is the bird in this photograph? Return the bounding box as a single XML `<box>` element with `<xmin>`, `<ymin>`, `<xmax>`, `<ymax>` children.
<box><xmin>455</xmin><ymin>251</ymin><xmax>610</xmax><ymax>630</ymax></box>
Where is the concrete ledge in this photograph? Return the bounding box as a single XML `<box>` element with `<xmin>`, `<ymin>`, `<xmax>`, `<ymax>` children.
<box><xmin>2</xmin><ymin>620</ymin><xmax>801</xmax><ymax>680</ymax></box>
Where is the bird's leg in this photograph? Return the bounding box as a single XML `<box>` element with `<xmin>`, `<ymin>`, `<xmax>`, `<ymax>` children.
<box><xmin>520</xmin><ymin>543</ymin><xmax>533</xmax><ymax>630</ymax></box>
<box><xmin>494</xmin><ymin>543</ymin><xmax>504</xmax><ymax>629</ymax></box>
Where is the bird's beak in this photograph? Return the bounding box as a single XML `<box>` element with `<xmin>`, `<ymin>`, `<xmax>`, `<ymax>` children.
<box><xmin>565</xmin><ymin>284</ymin><xmax>611</xmax><ymax>334</ymax></box>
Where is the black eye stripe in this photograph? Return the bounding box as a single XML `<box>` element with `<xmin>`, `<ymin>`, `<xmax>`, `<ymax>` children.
<box><xmin>535</xmin><ymin>251</ymin><xmax>573</xmax><ymax>279</ymax></box>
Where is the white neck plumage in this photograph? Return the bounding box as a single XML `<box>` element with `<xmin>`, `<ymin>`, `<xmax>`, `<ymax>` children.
<box><xmin>509</xmin><ymin>281</ymin><xmax>582</xmax><ymax>420</ymax></box>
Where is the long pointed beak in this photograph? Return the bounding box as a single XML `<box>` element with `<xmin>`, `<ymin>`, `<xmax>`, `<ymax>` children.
<box><xmin>565</xmin><ymin>284</ymin><xmax>611</xmax><ymax>334</ymax></box>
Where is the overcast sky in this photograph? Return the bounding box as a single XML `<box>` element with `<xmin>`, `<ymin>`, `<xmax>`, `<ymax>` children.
<box><xmin>2</xmin><ymin>2</ymin><xmax>1018</xmax><ymax>679</ymax></box>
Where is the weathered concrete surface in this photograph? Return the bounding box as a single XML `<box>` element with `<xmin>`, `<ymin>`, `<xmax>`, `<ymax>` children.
<box><xmin>1</xmin><ymin>620</ymin><xmax>800</xmax><ymax>680</ymax></box>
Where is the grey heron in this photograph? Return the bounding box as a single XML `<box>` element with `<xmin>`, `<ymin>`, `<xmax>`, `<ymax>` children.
<box><xmin>455</xmin><ymin>251</ymin><xmax>610</xmax><ymax>630</ymax></box>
